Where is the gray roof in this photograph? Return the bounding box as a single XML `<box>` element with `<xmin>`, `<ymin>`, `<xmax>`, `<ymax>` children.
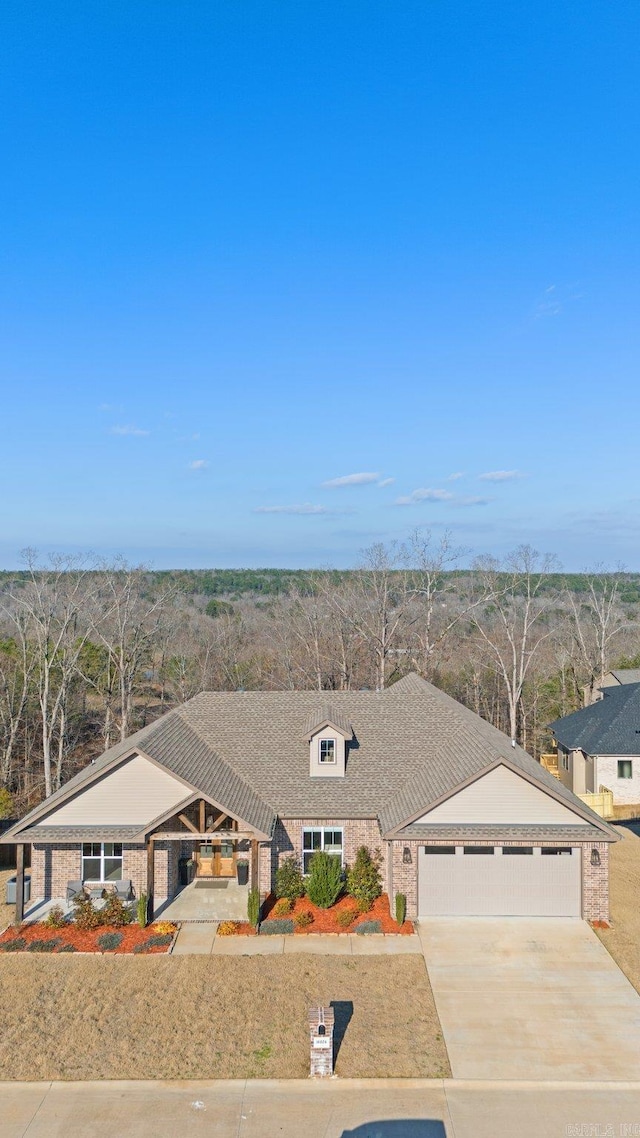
<box><xmin>549</xmin><ymin>683</ymin><xmax>640</xmax><ymax>756</ymax></box>
<box><xmin>608</xmin><ymin>669</ymin><xmax>640</xmax><ymax>685</ymax></box>
<box><xmin>7</xmin><ymin>674</ymin><xmax>612</xmax><ymax>843</ymax></box>
<box><xmin>20</xmin><ymin>826</ymin><xmax>143</xmax><ymax>843</ymax></box>
<box><xmin>397</xmin><ymin>823</ymin><xmax>610</xmax><ymax>842</ymax></box>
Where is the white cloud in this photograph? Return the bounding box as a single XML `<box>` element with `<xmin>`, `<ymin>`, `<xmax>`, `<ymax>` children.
<box><xmin>322</xmin><ymin>472</ymin><xmax>380</xmax><ymax>487</ymax></box>
<box><xmin>447</xmin><ymin>471</ymin><xmax>465</xmax><ymax>481</ymax></box>
<box><xmin>254</xmin><ymin>504</ymin><xmax>332</xmax><ymax>516</ymax></box>
<box><xmin>451</xmin><ymin>496</ymin><xmax>491</xmax><ymax>508</ymax></box>
<box><xmin>478</xmin><ymin>470</ymin><xmax>522</xmax><ymax>483</ymax></box>
<box><xmin>377</xmin><ymin>477</ymin><xmax>395</xmax><ymax>487</ymax></box>
<box><xmin>394</xmin><ymin>488</ymin><xmax>454</xmax><ymax>506</ymax></box>
<box><xmin>110</xmin><ymin>424</ymin><xmax>150</xmax><ymax>437</ymax></box>
<box><xmin>188</xmin><ymin>459</ymin><xmax>209</xmax><ymax>470</ymax></box>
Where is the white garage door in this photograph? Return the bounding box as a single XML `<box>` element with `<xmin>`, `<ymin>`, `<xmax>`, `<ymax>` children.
<box><xmin>418</xmin><ymin>845</ymin><xmax>582</xmax><ymax>917</ymax></box>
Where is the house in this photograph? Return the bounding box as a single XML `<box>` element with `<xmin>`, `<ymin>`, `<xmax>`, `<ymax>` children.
<box><xmin>584</xmin><ymin>668</ymin><xmax>640</xmax><ymax>706</ymax></box>
<box><xmin>2</xmin><ymin>673</ymin><xmax>616</xmax><ymax>924</ymax></box>
<box><xmin>550</xmin><ymin>681</ymin><xmax>640</xmax><ymax>807</ymax></box>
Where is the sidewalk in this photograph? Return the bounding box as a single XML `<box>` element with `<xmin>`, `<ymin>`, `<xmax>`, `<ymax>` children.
<box><xmin>170</xmin><ymin>925</ymin><xmax>422</xmax><ymax>954</ymax></box>
<box><xmin>3</xmin><ymin>1078</ymin><xmax>640</xmax><ymax>1138</ymax></box>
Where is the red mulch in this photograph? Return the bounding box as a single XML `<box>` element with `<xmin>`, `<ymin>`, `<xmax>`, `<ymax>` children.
<box><xmin>0</xmin><ymin>921</ymin><xmax>175</xmax><ymax>954</ymax></box>
<box><xmin>262</xmin><ymin>892</ymin><xmax>414</xmax><ymax>935</ymax></box>
<box><xmin>590</xmin><ymin>919</ymin><xmax>611</xmax><ymax>929</ymax></box>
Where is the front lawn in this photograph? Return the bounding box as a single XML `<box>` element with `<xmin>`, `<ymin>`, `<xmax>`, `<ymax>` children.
<box><xmin>596</xmin><ymin>824</ymin><xmax>640</xmax><ymax>992</ymax></box>
<box><xmin>0</xmin><ymin>955</ymin><xmax>449</xmax><ymax>1080</ymax></box>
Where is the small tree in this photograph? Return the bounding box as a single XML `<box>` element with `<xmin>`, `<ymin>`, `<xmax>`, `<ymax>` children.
<box><xmin>247</xmin><ymin>887</ymin><xmax>261</xmax><ymax>927</ymax></box>
<box><xmin>306</xmin><ymin>851</ymin><xmax>343</xmax><ymax>909</ymax></box>
<box><xmin>346</xmin><ymin>846</ymin><xmax>382</xmax><ymax>911</ymax></box>
<box><xmin>275</xmin><ymin>856</ymin><xmax>305</xmax><ymax>901</ymax></box>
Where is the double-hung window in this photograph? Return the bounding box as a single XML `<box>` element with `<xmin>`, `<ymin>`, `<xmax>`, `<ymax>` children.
<box><xmin>81</xmin><ymin>842</ymin><xmax>123</xmax><ymax>882</ymax></box>
<box><xmin>302</xmin><ymin>828</ymin><xmax>343</xmax><ymax>874</ymax></box>
<box><xmin>618</xmin><ymin>760</ymin><xmax>633</xmax><ymax>780</ymax></box>
<box><xmin>319</xmin><ymin>738</ymin><xmax>336</xmax><ymax>764</ymax></box>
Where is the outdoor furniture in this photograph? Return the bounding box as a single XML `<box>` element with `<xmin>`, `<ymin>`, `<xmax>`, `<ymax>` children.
<box><xmin>111</xmin><ymin>878</ymin><xmax>132</xmax><ymax>901</ymax></box>
<box><xmin>87</xmin><ymin>884</ymin><xmax>105</xmax><ymax>900</ymax></box>
<box><xmin>66</xmin><ymin>879</ymin><xmax>83</xmax><ymax>903</ymax></box>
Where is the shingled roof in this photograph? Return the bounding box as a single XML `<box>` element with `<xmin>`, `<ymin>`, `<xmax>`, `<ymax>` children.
<box><xmin>7</xmin><ymin>673</ymin><xmax>613</xmax><ymax>843</ymax></box>
<box><xmin>549</xmin><ymin>682</ymin><xmax>640</xmax><ymax>756</ymax></box>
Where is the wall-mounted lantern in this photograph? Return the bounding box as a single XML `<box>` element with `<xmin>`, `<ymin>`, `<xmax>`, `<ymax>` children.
<box><xmin>402</xmin><ymin>847</ymin><xmax>412</xmax><ymax>865</ymax></box>
<box><xmin>590</xmin><ymin>848</ymin><xmax>601</xmax><ymax>867</ymax></box>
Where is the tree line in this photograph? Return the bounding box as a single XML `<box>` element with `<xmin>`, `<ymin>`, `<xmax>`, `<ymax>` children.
<box><xmin>0</xmin><ymin>536</ymin><xmax>638</xmax><ymax>815</ymax></box>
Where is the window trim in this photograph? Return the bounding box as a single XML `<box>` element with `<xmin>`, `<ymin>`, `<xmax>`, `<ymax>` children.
<box><xmin>302</xmin><ymin>827</ymin><xmax>344</xmax><ymax>874</ymax></box>
<box><xmin>81</xmin><ymin>841</ymin><xmax>123</xmax><ymax>882</ymax></box>
<box><xmin>319</xmin><ymin>738</ymin><xmax>337</xmax><ymax>765</ymax></box>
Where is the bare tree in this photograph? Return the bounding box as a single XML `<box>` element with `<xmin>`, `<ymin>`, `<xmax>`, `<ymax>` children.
<box><xmin>470</xmin><ymin>546</ymin><xmax>560</xmax><ymax>743</ymax></box>
<box><xmin>565</xmin><ymin>569</ymin><xmax>629</xmax><ymax>704</ymax></box>
<box><xmin>329</xmin><ymin>543</ymin><xmax>407</xmax><ymax>690</ymax></box>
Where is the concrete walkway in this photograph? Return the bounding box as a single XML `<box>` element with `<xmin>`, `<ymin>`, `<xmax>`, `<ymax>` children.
<box><xmin>418</xmin><ymin>917</ymin><xmax>640</xmax><ymax>1081</ymax></box>
<box><xmin>171</xmin><ymin>926</ymin><xmax>422</xmax><ymax>954</ymax></box>
<box><xmin>3</xmin><ymin>1078</ymin><xmax>640</xmax><ymax>1138</ymax></box>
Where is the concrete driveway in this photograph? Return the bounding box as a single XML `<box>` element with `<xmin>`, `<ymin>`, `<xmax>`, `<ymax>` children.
<box><xmin>419</xmin><ymin>917</ymin><xmax>640</xmax><ymax>1080</ymax></box>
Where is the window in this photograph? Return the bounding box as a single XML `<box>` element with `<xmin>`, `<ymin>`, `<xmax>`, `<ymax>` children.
<box><xmin>502</xmin><ymin>847</ymin><xmax>533</xmax><ymax>855</ymax></box>
<box><xmin>561</xmin><ymin>751</ymin><xmax>570</xmax><ymax>771</ymax></box>
<box><xmin>618</xmin><ymin>760</ymin><xmax>633</xmax><ymax>780</ymax></box>
<box><xmin>302</xmin><ymin>828</ymin><xmax>343</xmax><ymax>874</ymax></box>
<box><xmin>81</xmin><ymin>842</ymin><xmax>123</xmax><ymax>881</ymax></box>
<box><xmin>423</xmin><ymin>846</ymin><xmax>456</xmax><ymax>855</ymax></box>
<box><xmin>319</xmin><ymin>738</ymin><xmax>337</xmax><ymax>764</ymax></box>
<box><xmin>541</xmin><ymin>847</ymin><xmax>572</xmax><ymax>856</ymax></box>
<box><xmin>463</xmin><ymin>846</ymin><xmax>494</xmax><ymax>855</ymax></box>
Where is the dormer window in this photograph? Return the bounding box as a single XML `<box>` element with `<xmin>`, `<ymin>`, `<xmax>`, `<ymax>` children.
<box><xmin>304</xmin><ymin>704</ymin><xmax>352</xmax><ymax>779</ymax></box>
<box><xmin>319</xmin><ymin>739</ymin><xmax>337</xmax><ymax>765</ymax></box>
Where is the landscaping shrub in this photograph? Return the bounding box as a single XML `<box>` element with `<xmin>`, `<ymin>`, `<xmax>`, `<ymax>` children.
<box><xmin>293</xmin><ymin>909</ymin><xmax>313</xmax><ymax>929</ymax></box>
<box><xmin>97</xmin><ymin>932</ymin><xmax>124</xmax><ymax>952</ymax></box>
<box><xmin>137</xmin><ymin>893</ymin><xmax>148</xmax><ymax>928</ymax></box>
<box><xmin>73</xmin><ymin>895</ymin><xmax>103</xmax><ymax>931</ymax></box>
<box><xmin>275</xmin><ymin>856</ymin><xmax>305</xmax><ymax>901</ymax></box>
<box><xmin>0</xmin><ymin>937</ymin><xmax>26</xmax><ymax>952</ymax></box>
<box><xmin>144</xmin><ymin>933</ymin><xmax>173</xmax><ymax>947</ymax></box>
<box><xmin>272</xmin><ymin>897</ymin><xmax>292</xmax><ymax>916</ymax></box>
<box><xmin>355</xmin><ymin>920</ymin><xmax>383</xmax><ymax>935</ymax></box>
<box><xmin>335</xmin><ymin>906</ymin><xmax>358</xmax><ymax>930</ymax></box>
<box><xmin>258</xmin><ymin>918</ymin><xmax>294</xmax><ymax>935</ymax></box>
<box><xmin>306</xmin><ymin>851</ymin><xmax>343</xmax><ymax>909</ymax></box>
<box><xmin>27</xmin><ymin>939</ymin><xmax>61</xmax><ymax>952</ymax></box>
<box><xmin>44</xmin><ymin>905</ymin><xmax>67</xmax><ymax>930</ymax></box>
<box><xmin>153</xmin><ymin>921</ymin><xmax>177</xmax><ymax>937</ymax></box>
<box><xmin>346</xmin><ymin>847</ymin><xmax>382</xmax><ymax>911</ymax></box>
<box><xmin>395</xmin><ymin>893</ymin><xmax>407</xmax><ymax>926</ymax></box>
<box><xmin>217</xmin><ymin>921</ymin><xmax>237</xmax><ymax>936</ymax></box>
<box><xmin>101</xmin><ymin>892</ymin><xmax>132</xmax><ymax>927</ymax></box>
<box><xmin>247</xmin><ymin>887</ymin><xmax>261</xmax><ymax>928</ymax></box>
<box><xmin>57</xmin><ymin>943</ymin><xmax>77</xmax><ymax>953</ymax></box>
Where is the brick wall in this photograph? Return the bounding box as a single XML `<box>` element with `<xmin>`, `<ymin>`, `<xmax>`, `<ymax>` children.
<box><xmin>266</xmin><ymin>818</ymin><xmax>384</xmax><ymax>896</ymax></box>
<box><xmin>582</xmin><ymin>842</ymin><xmax>609</xmax><ymax>922</ymax></box>
<box><xmin>31</xmin><ymin>844</ymin><xmax>81</xmax><ymax>900</ymax></box>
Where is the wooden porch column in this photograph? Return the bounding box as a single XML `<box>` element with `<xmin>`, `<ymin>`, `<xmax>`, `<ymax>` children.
<box><xmin>250</xmin><ymin>839</ymin><xmax>259</xmax><ymax>893</ymax></box>
<box><xmin>146</xmin><ymin>837</ymin><xmax>155</xmax><ymax>924</ymax></box>
<box><xmin>14</xmin><ymin>843</ymin><xmax>25</xmax><ymax>925</ymax></box>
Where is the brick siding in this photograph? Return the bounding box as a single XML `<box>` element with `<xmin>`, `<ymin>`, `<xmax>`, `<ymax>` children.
<box><xmin>266</xmin><ymin>818</ymin><xmax>384</xmax><ymax>896</ymax></box>
<box><xmin>582</xmin><ymin>842</ymin><xmax>609</xmax><ymax>922</ymax></box>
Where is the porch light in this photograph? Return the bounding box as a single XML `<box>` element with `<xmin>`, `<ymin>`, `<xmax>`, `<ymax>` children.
<box><xmin>402</xmin><ymin>847</ymin><xmax>412</xmax><ymax>865</ymax></box>
<box><xmin>206</xmin><ymin>816</ymin><xmax>214</xmax><ymax>830</ymax></box>
<box><xmin>590</xmin><ymin>848</ymin><xmax>601</xmax><ymax>867</ymax></box>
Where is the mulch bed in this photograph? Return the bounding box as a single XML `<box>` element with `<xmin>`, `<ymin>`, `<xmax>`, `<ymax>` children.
<box><xmin>0</xmin><ymin>921</ymin><xmax>175</xmax><ymax>954</ymax></box>
<box><xmin>259</xmin><ymin>892</ymin><xmax>414</xmax><ymax>935</ymax></box>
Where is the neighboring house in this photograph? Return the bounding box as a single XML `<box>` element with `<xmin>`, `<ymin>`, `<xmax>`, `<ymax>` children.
<box><xmin>2</xmin><ymin>674</ymin><xmax>616</xmax><ymax>923</ymax></box>
<box><xmin>584</xmin><ymin>668</ymin><xmax>640</xmax><ymax>706</ymax></box>
<box><xmin>550</xmin><ymin>682</ymin><xmax>640</xmax><ymax>807</ymax></box>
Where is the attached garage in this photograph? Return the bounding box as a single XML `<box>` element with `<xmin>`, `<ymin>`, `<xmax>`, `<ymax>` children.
<box><xmin>418</xmin><ymin>844</ymin><xmax>582</xmax><ymax>917</ymax></box>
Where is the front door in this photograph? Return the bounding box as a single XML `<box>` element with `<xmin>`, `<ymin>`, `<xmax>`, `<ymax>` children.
<box><xmin>214</xmin><ymin>839</ymin><xmax>235</xmax><ymax>877</ymax></box>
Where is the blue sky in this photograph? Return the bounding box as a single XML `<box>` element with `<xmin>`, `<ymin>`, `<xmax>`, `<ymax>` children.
<box><xmin>1</xmin><ymin>1</ymin><xmax>639</xmax><ymax>570</ymax></box>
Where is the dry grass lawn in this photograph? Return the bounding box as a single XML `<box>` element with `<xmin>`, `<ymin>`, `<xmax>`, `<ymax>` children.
<box><xmin>596</xmin><ymin>824</ymin><xmax>640</xmax><ymax>991</ymax></box>
<box><xmin>0</xmin><ymin>954</ymin><xmax>449</xmax><ymax>1080</ymax></box>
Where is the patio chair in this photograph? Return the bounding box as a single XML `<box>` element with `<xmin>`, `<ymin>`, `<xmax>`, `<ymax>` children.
<box><xmin>111</xmin><ymin>879</ymin><xmax>132</xmax><ymax>901</ymax></box>
<box><xmin>66</xmin><ymin>879</ymin><xmax>84</xmax><ymax>903</ymax></box>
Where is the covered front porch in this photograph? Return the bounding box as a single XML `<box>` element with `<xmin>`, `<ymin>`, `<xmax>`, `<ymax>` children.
<box><xmin>155</xmin><ymin>877</ymin><xmax>249</xmax><ymax>922</ymax></box>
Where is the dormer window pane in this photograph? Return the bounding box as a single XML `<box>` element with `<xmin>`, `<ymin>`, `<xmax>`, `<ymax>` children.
<box><xmin>319</xmin><ymin>739</ymin><xmax>336</xmax><ymax>764</ymax></box>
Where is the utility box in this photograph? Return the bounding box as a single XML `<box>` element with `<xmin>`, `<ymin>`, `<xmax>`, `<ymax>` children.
<box><xmin>309</xmin><ymin>1005</ymin><xmax>334</xmax><ymax>1078</ymax></box>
